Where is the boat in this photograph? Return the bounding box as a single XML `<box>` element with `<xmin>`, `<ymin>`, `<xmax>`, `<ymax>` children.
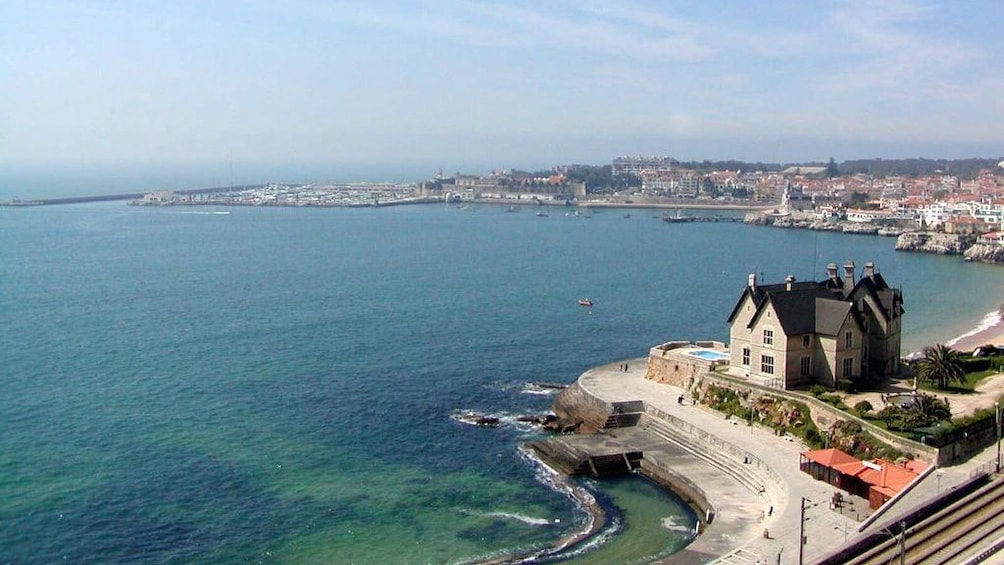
<box><xmin>578</xmin><ymin>299</ymin><xmax>593</xmax><ymax>307</ymax></box>
<box><xmin>535</xmin><ymin>212</ymin><xmax>549</xmax><ymax>217</ymax></box>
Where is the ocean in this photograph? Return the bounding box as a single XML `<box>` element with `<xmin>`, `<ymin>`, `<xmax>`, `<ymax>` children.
<box><xmin>3</xmin><ymin>200</ymin><xmax>1002</xmax><ymax>563</ymax></box>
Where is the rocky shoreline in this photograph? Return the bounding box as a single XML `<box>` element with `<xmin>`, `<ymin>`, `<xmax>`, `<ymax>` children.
<box><xmin>745</xmin><ymin>212</ymin><xmax>1004</xmax><ymax>265</ymax></box>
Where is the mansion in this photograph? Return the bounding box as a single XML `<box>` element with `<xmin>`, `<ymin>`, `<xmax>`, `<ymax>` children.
<box><xmin>727</xmin><ymin>262</ymin><xmax>904</xmax><ymax>389</ymax></box>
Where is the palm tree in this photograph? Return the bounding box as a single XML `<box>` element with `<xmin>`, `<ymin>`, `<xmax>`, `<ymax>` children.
<box><xmin>913</xmin><ymin>393</ymin><xmax>952</xmax><ymax>424</ymax></box>
<box><xmin>913</xmin><ymin>344</ymin><xmax>966</xmax><ymax>390</ymax></box>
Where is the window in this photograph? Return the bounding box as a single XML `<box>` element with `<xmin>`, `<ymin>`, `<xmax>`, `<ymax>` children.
<box><xmin>800</xmin><ymin>356</ymin><xmax>811</xmax><ymax>376</ymax></box>
<box><xmin>802</xmin><ymin>335</ymin><xmax>810</xmax><ymax>348</ymax></box>
<box><xmin>843</xmin><ymin>357</ymin><xmax>854</xmax><ymax>377</ymax></box>
<box><xmin>845</xmin><ymin>331</ymin><xmax>853</xmax><ymax>348</ymax></box>
<box><xmin>763</xmin><ymin>328</ymin><xmax>773</xmax><ymax>346</ymax></box>
<box><xmin>761</xmin><ymin>355</ymin><xmax>774</xmax><ymax>375</ymax></box>
<box><xmin>742</xmin><ymin>347</ymin><xmax>750</xmax><ymax>366</ymax></box>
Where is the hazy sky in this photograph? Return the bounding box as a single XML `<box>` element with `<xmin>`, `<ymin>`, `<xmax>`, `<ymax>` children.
<box><xmin>4</xmin><ymin>0</ymin><xmax>1002</xmax><ymax>171</ymax></box>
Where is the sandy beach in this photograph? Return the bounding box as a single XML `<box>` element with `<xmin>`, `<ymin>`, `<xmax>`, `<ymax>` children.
<box><xmin>947</xmin><ymin>309</ymin><xmax>1004</xmax><ymax>353</ymax></box>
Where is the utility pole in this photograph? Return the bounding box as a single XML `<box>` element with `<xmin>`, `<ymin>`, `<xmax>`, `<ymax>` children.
<box><xmin>799</xmin><ymin>497</ymin><xmax>806</xmax><ymax>565</ymax></box>
<box><xmin>996</xmin><ymin>401</ymin><xmax>1001</xmax><ymax>474</ymax></box>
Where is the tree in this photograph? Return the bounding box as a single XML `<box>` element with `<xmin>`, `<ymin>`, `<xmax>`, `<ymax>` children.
<box><xmin>913</xmin><ymin>393</ymin><xmax>952</xmax><ymax>423</ymax></box>
<box><xmin>914</xmin><ymin>344</ymin><xmax>967</xmax><ymax>390</ymax></box>
<box><xmin>826</xmin><ymin>157</ymin><xmax>839</xmax><ymax>178</ymax></box>
<box><xmin>878</xmin><ymin>405</ymin><xmax>901</xmax><ymax>430</ymax></box>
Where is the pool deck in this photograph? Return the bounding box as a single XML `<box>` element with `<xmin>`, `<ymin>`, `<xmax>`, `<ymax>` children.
<box><xmin>572</xmin><ymin>358</ymin><xmax>987</xmax><ymax>564</ymax></box>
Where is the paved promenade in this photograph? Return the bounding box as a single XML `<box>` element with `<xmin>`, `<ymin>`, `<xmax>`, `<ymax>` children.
<box><xmin>577</xmin><ymin>358</ymin><xmax>988</xmax><ymax>564</ymax></box>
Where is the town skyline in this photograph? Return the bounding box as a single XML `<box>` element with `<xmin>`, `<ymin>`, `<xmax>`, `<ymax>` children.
<box><xmin>4</xmin><ymin>1</ymin><xmax>1003</xmax><ymax>170</ymax></box>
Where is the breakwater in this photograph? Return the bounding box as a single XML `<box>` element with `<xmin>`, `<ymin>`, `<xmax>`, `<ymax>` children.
<box><xmin>0</xmin><ymin>185</ymin><xmax>263</xmax><ymax>207</ymax></box>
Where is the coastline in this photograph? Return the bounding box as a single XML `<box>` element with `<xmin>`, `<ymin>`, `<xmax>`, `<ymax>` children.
<box><xmin>947</xmin><ymin>308</ymin><xmax>1004</xmax><ymax>352</ymax></box>
<box><xmin>470</xmin><ymin>447</ymin><xmax>608</xmax><ymax>565</ymax></box>
<box><xmin>510</xmin><ymin>308</ymin><xmax>1004</xmax><ymax>562</ymax></box>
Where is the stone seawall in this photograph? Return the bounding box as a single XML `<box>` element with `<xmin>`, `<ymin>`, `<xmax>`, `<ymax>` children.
<box><xmin>551</xmin><ymin>382</ymin><xmax>615</xmax><ymax>433</ymax></box>
<box><xmin>645</xmin><ymin>341</ymin><xmax>729</xmax><ymax>388</ymax></box>
<box><xmin>637</xmin><ymin>459</ymin><xmax>715</xmax><ymax>526</ymax></box>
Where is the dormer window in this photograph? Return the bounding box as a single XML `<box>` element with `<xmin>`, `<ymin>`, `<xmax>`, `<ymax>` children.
<box><xmin>763</xmin><ymin>328</ymin><xmax>774</xmax><ymax>346</ymax></box>
<box><xmin>845</xmin><ymin>331</ymin><xmax>853</xmax><ymax>348</ymax></box>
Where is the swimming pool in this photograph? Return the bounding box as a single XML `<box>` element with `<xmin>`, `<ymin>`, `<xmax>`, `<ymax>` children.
<box><xmin>686</xmin><ymin>349</ymin><xmax>730</xmax><ymax>361</ymax></box>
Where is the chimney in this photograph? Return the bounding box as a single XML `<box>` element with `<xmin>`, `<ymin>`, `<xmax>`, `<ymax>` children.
<box><xmin>748</xmin><ymin>273</ymin><xmax>756</xmax><ymax>290</ymax></box>
<box><xmin>785</xmin><ymin>275</ymin><xmax>795</xmax><ymax>291</ymax></box>
<box><xmin>864</xmin><ymin>261</ymin><xmax>875</xmax><ymax>279</ymax></box>
<box><xmin>826</xmin><ymin>263</ymin><xmax>838</xmax><ymax>283</ymax></box>
<box><xmin>843</xmin><ymin>261</ymin><xmax>855</xmax><ymax>288</ymax></box>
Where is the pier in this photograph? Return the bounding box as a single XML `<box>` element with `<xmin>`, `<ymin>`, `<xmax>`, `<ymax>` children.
<box><xmin>0</xmin><ymin>185</ymin><xmax>264</xmax><ymax>207</ymax></box>
<box><xmin>662</xmin><ymin>213</ymin><xmax>743</xmax><ymax>224</ymax></box>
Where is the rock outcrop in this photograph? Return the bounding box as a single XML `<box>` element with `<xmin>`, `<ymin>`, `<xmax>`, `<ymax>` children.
<box><xmin>964</xmin><ymin>243</ymin><xmax>1004</xmax><ymax>264</ymax></box>
<box><xmin>745</xmin><ymin>213</ymin><xmax>901</xmax><ymax>235</ymax></box>
<box><xmin>894</xmin><ymin>232</ymin><xmax>970</xmax><ymax>255</ymax></box>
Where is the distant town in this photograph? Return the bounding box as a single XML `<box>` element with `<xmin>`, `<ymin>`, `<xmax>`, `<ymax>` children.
<box><xmin>8</xmin><ymin>155</ymin><xmax>1004</xmax><ymax>263</ymax></box>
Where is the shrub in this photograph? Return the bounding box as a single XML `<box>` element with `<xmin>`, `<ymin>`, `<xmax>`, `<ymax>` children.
<box><xmin>854</xmin><ymin>400</ymin><xmax>874</xmax><ymax>416</ymax></box>
<box><xmin>810</xmin><ymin>385</ymin><xmax>828</xmax><ymax>397</ymax></box>
<box><xmin>836</xmin><ymin>379</ymin><xmax>856</xmax><ymax>393</ymax></box>
<box><xmin>803</xmin><ymin>428</ymin><xmax>823</xmax><ymax>448</ymax></box>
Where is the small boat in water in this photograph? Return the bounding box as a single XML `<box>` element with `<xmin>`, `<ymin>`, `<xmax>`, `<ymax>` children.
<box><xmin>578</xmin><ymin>298</ymin><xmax>593</xmax><ymax>307</ymax></box>
<box><xmin>535</xmin><ymin>211</ymin><xmax>549</xmax><ymax>217</ymax></box>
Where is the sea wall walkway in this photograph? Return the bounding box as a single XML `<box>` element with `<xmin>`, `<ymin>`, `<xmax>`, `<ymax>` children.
<box><xmin>569</xmin><ymin>359</ymin><xmax>901</xmax><ymax>564</ymax></box>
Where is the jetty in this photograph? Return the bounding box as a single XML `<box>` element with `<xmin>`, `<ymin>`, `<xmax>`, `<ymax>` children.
<box><xmin>0</xmin><ymin>185</ymin><xmax>264</xmax><ymax>207</ymax></box>
<box><xmin>662</xmin><ymin>212</ymin><xmax>743</xmax><ymax>224</ymax></box>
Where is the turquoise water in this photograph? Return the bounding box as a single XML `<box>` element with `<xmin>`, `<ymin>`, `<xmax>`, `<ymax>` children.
<box><xmin>3</xmin><ymin>201</ymin><xmax>1002</xmax><ymax>563</ymax></box>
<box><xmin>687</xmin><ymin>349</ymin><xmax>730</xmax><ymax>361</ymax></box>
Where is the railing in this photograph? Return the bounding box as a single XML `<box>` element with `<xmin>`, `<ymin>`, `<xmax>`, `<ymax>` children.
<box><xmin>970</xmin><ymin>458</ymin><xmax>999</xmax><ymax>479</ymax></box>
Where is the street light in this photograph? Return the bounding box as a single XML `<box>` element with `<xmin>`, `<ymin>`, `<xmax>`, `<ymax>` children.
<box><xmin>798</xmin><ymin>497</ymin><xmax>827</xmax><ymax>565</ymax></box>
<box><xmin>996</xmin><ymin>401</ymin><xmax>1001</xmax><ymax>474</ymax></box>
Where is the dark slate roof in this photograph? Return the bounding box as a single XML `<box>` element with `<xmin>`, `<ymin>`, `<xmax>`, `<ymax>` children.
<box><xmin>725</xmin><ymin>281</ymin><xmax>825</xmax><ymax>324</ymax></box>
<box><xmin>727</xmin><ymin>265</ymin><xmax>899</xmax><ymax>338</ymax></box>
<box><xmin>815</xmin><ymin>298</ymin><xmax>855</xmax><ymax>336</ymax></box>
<box><xmin>850</xmin><ymin>274</ymin><xmax>905</xmax><ymax>320</ymax></box>
<box><xmin>760</xmin><ymin>288</ymin><xmax>834</xmax><ymax>335</ymax></box>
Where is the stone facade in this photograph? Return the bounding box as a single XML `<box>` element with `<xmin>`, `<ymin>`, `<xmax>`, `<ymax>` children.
<box><xmin>645</xmin><ymin>340</ymin><xmax>729</xmax><ymax>388</ymax></box>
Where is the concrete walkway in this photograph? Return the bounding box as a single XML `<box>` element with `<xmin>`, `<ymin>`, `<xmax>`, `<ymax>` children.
<box><xmin>575</xmin><ymin>358</ymin><xmax>988</xmax><ymax>565</ymax></box>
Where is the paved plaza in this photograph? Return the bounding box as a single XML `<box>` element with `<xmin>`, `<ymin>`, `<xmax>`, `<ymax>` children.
<box><xmin>576</xmin><ymin>358</ymin><xmax>997</xmax><ymax>564</ymax></box>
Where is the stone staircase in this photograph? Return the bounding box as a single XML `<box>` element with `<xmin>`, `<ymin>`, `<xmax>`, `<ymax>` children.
<box><xmin>639</xmin><ymin>413</ymin><xmax>772</xmax><ymax>500</ymax></box>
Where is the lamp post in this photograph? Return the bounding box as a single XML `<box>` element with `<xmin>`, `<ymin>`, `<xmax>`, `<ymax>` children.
<box><xmin>799</xmin><ymin>497</ymin><xmax>806</xmax><ymax>565</ymax></box>
<box><xmin>996</xmin><ymin>401</ymin><xmax>1001</xmax><ymax>474</ymax></box>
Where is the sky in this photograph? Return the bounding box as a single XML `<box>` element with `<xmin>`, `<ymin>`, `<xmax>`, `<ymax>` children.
<box><xmin>3</xmin><ymin>0</ymin><xmax>1003</xmax><ymax>177</ymax></box>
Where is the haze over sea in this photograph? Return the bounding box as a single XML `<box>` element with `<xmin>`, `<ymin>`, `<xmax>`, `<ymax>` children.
<box><xmin>4</xmin><ymin>192</ymin><xmax>1003</xmax><ymax>562</ymax></box>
